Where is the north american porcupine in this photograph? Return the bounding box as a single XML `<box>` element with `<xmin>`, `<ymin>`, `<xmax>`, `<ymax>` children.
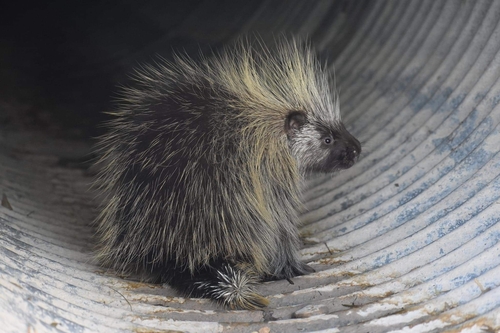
<box><xmin>94</xmin><ymin>38</ymin><xmax>361</xmax><ymax>309</ymax></box>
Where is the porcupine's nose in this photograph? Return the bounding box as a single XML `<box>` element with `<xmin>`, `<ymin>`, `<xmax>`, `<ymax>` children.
<box><xmin>345</xmin><ymin>145</ymin><xmax>359</xmax><ymax>162</ymax></box>
<box><xmin>337</xmin><ymin>143</ymin><xmax>356</xmax><ymax>168</ymax></box>
<box><xmin>337</xmin><ymin>131</ymin><xmax>361</xmax><ymax>169</ymax></box>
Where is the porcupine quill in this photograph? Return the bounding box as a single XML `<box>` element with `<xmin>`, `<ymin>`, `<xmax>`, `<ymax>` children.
<box><xmin>94</xmin><ymin>38</ymin><xmax>361</xmax><ymax>309</ymax></box>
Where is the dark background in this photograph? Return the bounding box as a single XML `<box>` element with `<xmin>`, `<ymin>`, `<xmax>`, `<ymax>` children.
<box><xmin>0</xmin><ymin>1</ymin><xmax>367</xmax><ymax>138</ymax></box>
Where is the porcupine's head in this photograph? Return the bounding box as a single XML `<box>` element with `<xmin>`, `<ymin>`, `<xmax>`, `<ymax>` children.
<box><xmin>285</xmin><ymin>108</ymin><xmax>361</xmax><ymax>174</ymax></box>
<box><xmin>186</xmin><ymin>37</ymin><xmax>361</xmax><ymax>176</ymax></box>
<box><xmin>264</xmin><ymin>40</ymin><xmax>362</xmax><ymax>175</ymax></box>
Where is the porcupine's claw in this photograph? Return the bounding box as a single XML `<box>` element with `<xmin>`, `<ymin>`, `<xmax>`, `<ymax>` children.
<box><xmin>287</xmin><ymin>262</ymin><xmax>315</xmax><ymax>284</ymax></box>
<box><xmin>264</xmin><ymin>260</ymin><xmax>315</xmax><ymax>284</ymax></box>
<box><xmin>266</xmin><ymin>232</ymin><xmax>316</xmax><ymax>283</ymax></box>
<box><xmin>297</xmin><ymin>262</ymin><xmax>316</xmax><ymax>274</ymax></box>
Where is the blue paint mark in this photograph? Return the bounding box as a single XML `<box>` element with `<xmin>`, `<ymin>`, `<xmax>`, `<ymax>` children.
<box><xmin>432</xmin><ymin>137</ymin><xmax>447</xmax><ymax>149</ymax></box>
<box><xmin>373</xmin><ymin>252</ymin><xmax>395</xmax><ymax>267</ymax></box>
<box><xmin>489</xmin><ymin>230</ymin><xmax>500</xmax><ymax>243</ymax></box>
<box><xmin>397</xmin><ymin>188</ymin><xmax>425</xmax><ymax>206</ymax></box>
<box><xmin>409</xmin><ymin>91</ymin><xmax>429</xmax><ymax>111</ymax></box>
<box><xmin>449</xmin><ymin>108</ymin><xmax>479</xmax><ymax>145</ymax></box>
<box><xmin>432</xmin><ymin>119</ymin><xmax>494</xmax><ymax>167</ymax></box>
<box><xmin>458</xmin><ymin>147</ymin><xmax>492</xmax><ymax>169</ymax></box>
<box><xmin>387</xmin><ymin>174</ymin><xmax>399</xmax><ymax>183</ymax></box>
<box><xmin>445</xmin><ymin>93</ymin><xmax>467</xmax><ymax>113</ymax></box>
<box><xmin>490</xmin><ymin>93</ymin><xmax>500</xmax><ymax>108</ymax></box>
<box><xmin>436</xmin><ymin>218</ymin><xmax>468</xmax><ymax>238</ymax></box>
<box><xmin>394</xmin><ymin>206</ymin><xmax>420</xmax><ymax>225</ymax></box>
<box><xmin>400</xmin><ymin>165</ymin><xmax>413</xmax><ymax>174</ymax></box>
<box><xmin>409</xmin><ymin>87</ymin><xmax>454</xmax><ymax>113</ymax></box>
<box><xmin>355</xmin><ymin>212</ymin><xmax>379</xmax><ymax>228</ymax></box>
<box><xmin>451</xmin><ymin>272</ymin><xmax>479</xmax><ymax>288</ymax></box>
<box><xmin>474</xmin><ymin>92</ymin><xmax>487</xmax><ymax>103</ymax></box>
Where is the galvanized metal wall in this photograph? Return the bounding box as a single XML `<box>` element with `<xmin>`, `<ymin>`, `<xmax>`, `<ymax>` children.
<box><xmin>1</xmin><ymin>0</ymin><xmax>500</xmax><ymax>332</ymax></box>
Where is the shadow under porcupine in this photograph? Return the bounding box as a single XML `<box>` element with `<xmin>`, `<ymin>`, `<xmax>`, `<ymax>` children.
<box><xmin>94</xmin><ymin>38</ymin><xmax>361</xmax><ymax>309</ymax></box>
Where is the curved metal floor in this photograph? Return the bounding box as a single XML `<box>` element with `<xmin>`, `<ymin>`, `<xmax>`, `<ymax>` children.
<box><xmin>1</xmin><ymin>1</ymin><xmax>500</xmax><ymax>332</ymax></box>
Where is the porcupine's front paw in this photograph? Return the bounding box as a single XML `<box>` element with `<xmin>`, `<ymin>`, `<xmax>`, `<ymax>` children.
<box><xmin>265</xmin><ymin>260</ymin><xmax>315</xmax><ymax>282</ymax></box>
<box><xmin>265</xmin><ymin>232</ymin><xmax>316</xmax><ymax>282</ymax></box>
<box><xmin>284</xmin><ymin>260</ymin><xmax>315</xmax><ymax>278</ymax></box>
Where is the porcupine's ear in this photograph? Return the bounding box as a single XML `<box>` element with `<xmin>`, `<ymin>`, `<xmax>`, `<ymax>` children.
<box><xmin>285</xmin><ymin>111</ymin><xmax>306</xmax><ymax>136</ymax></box>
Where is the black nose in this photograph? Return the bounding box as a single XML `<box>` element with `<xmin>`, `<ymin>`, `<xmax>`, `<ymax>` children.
<box><xmin>345</xmin><ymin>145</ymin><xmax>359</xmax><ymax>161</ymax></box>
<box><xmin>338</xmin><ymin>145</ymin><xmax>357</xmax><ymax>168</ymax></box>
<box><xmin>332</xmin><ymin>123</ymin><xmax>361</xmax><ymax>168</ymax></box>
<box><xmin>340</xmin><ymin>132</ymin><xmax>361</xmax><ymax>156</ymax></box>
<box><xmin>336</xmin><ymin>136</ymin><xmax>361</xmax><ymax>169</ymax></box>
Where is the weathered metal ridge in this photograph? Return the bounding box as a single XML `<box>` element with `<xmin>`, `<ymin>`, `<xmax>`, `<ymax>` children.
<box><xmin>1</xmin><ymin>0</ymin><xmax>499</xmax><ymax>332</ymax></box>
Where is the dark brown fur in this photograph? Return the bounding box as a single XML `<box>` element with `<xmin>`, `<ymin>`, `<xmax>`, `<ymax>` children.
<box><xmin>94</xmin><ymin>39</ymin><xmax>360</xmax><ymax>309</ymax></box>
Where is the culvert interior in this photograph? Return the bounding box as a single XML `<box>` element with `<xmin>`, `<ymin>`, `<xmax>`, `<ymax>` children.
<box><xmin>1</xmin><ymin>1</ymin><xmax>500</xmax><ymax>332</ymax></box>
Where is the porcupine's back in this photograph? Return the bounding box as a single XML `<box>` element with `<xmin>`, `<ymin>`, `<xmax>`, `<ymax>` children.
<box><xmin>94</xmin><ymin>38</ymin><xmax>336</xmax><ymax>280</ymax></box>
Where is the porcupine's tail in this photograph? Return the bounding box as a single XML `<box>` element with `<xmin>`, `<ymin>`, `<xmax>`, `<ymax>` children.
<box><xmin>162</xmin><ymin>259</ymin><xmax>269</xmax><ymax>310</ymax></box>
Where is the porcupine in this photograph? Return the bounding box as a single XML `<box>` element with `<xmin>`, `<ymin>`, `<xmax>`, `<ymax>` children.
<box><xmin>94</xmin><ymin>38</ymin><xmax>361</xmax><ymax>310</ymax></box>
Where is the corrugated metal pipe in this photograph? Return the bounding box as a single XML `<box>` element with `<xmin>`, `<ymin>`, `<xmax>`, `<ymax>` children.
<box><xmin>1</xmin><ymin>1</ymin><xmax>499</xmax><ymax>332</ymax></box>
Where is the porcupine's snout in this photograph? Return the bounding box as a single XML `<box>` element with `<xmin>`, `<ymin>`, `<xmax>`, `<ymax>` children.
<box><xmin>334</xmin><ymin>127</ymin><xmax>361</xmax><ymax>169</ymax></box>
<box><xmin>336</xmin><ymin>140</ymin><xmax>359</xmax><ymax>168</ymax></box>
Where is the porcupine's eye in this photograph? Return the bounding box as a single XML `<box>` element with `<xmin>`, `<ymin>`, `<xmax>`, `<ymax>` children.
<box><xmin>323</xmin><ymin>136</ymin><xmax>333</xmax><ymax>145</ymax></box>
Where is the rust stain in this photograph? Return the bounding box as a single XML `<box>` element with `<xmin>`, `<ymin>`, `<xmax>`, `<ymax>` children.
<box><xmin>473</xmin><ymin>278</ymin><xmax>491</xmax><ymax>293</ymax></box>
<box><xmin>438</xmin><ymin>309</ymin><xmax>477</xmax><ymax>325</ymax></box>
<box><xmin>316</xmin><ymin>257</ymin><xmax>350</xmax><ymax>265</ymax></box>
<box><xmin>122</xmin><ymin>281</ymin><xmax>162</xmax><ymax>290</ymax></box>
<box><xmin>444</xmin><ymin>316</ymin><xmax>498</xmax><ymax>333</ymax></box>
<box><xmin>9</xmin><ymin>281</ymin><xmax>22</xmax><ymax>289</ymax></box>
<box><xmin>133</xmin><ymin>328</ymin><xmax>184</xmax><ymax>333</ymax></box>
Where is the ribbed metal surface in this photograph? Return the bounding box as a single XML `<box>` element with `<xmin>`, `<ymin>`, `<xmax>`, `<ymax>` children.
<box><xmin>1</xmin><ymin>0</ymin><xmax>500</xmax><ymax>332</ymax></box>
